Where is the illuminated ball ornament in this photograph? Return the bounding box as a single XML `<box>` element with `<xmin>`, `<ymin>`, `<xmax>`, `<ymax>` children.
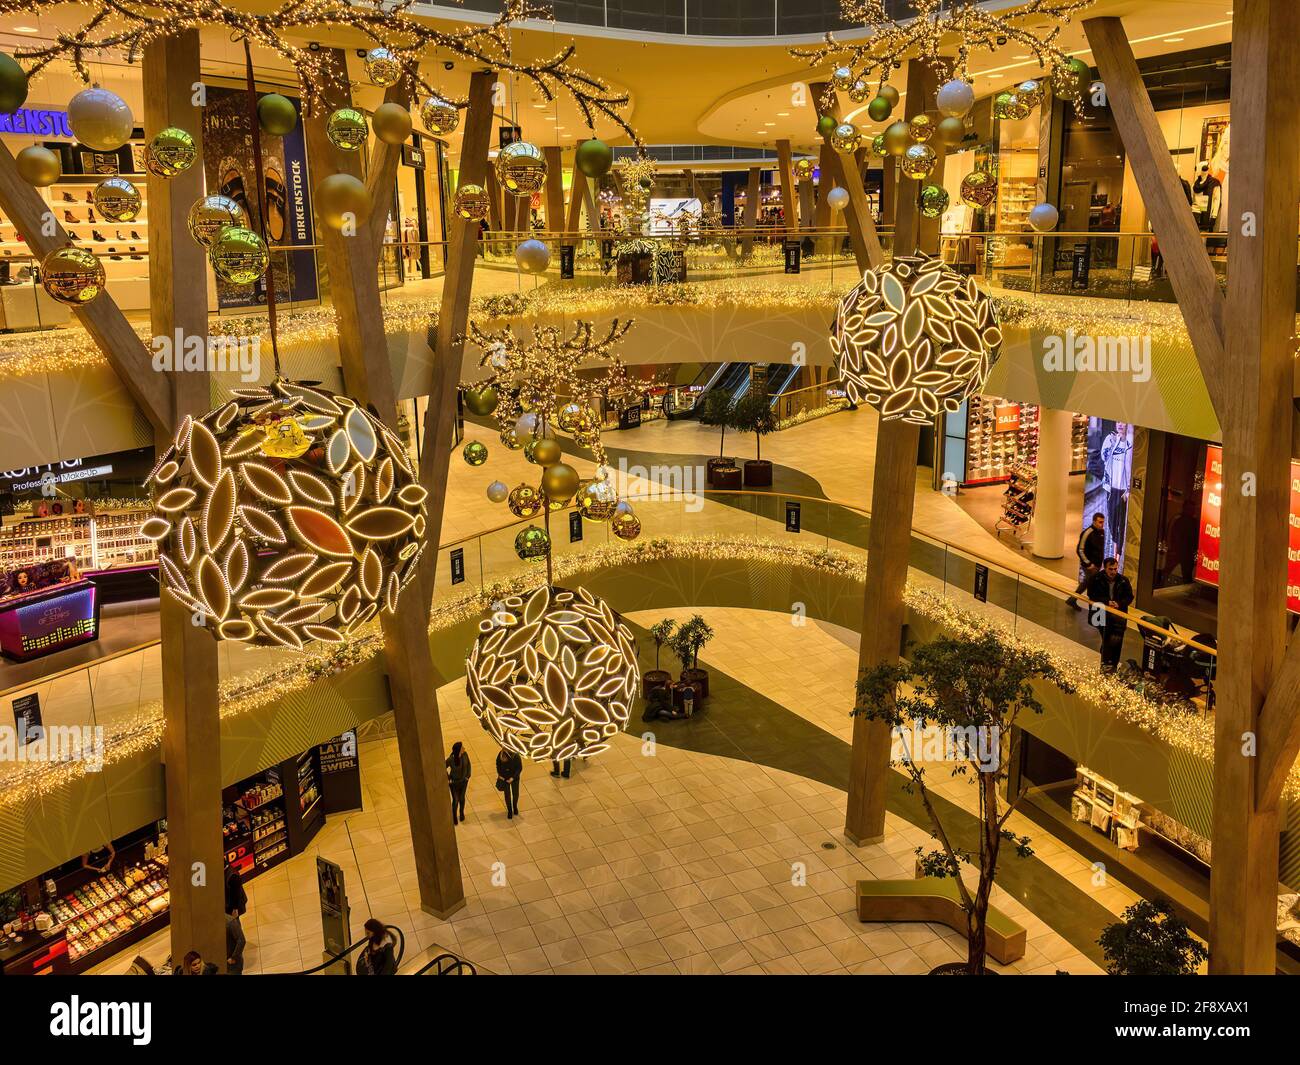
<box><xmin>463</xmin><ymin>441</ymin><xmax>489</xmax><ymax>467</ymax></box>
<box><xmin>188</xmin><ymin>194</ymin><xmax>245</xmax><ymax>248</ymax></box>
<box><xmin>94</xmin><ymin>178</ymin><xmax>141</xmax><ymax>223</ymax></box>
<box><xmin>419</xmin><ymin>95</ymin><xmax>459</xmax><ymax>136</ymax></box>
<box><xmin>883</xmin><ymin>121</ymin><xmax>910</xmax><ymax>157</ymax></box>
<box><xmin>576</xmin><ymin>478</ymin><xmax>618</xmax><ymax>522</ymax></box>
<box><xmin>454</xmin><ymin>184</ymin><xmax>490</xmax><ymax>221</ymax></box>
<box><xmin>257</xmin><ymin>94</ymin><xmax>298</xmax><ymax>136</ymax></box>
<box><xmin>937</xmin><ymin>79</ymin><xmax>975</xmax><ymax>118</ymax></box>
<box><xmin>68</xmin><ymin>87</ymin><xmax>134</xmax><ymax>151</ymax></box>
<box><xmin>919</xmin><ymin>184</ymin><xmax>949</xmax><ymax>219</ymax></box>
<box><xmin>487</xmin><ymin>481</ymin><xmax>509</xmax><ymax>504</ymax></box>
<box><xmin>829</xmin><ymin>254</ymin><xmax>1003</xmax><ymax>426</ymax></box>
<box><xmin>507</xmin><ymin>483</ymin><xmax>544</xmax><ymax>519</ymax></box>
<box><xmin>497</xmin><ymin>141</ymin><xmax>547</xmax><ymax>195</ymax></box>
<box><xmin>372</xmin><ymin>103</ymin><xmax>412</xmax><ymax>146</ymax></box>
<box><xmin>463</xmin><ymin>383</ymin><xmax>498</xmax><ymax>416</ymax></box>
<box><xmin>316</xmin><ymin>173</ymin><xmax>372</xmax><ymax>230</ymax></box>
<box><xmin>960</xmin><ymin>170</ymin><xmax>997</xmax><ymax>209</ymax></box>
<box><xmin>867</xmin><ymin>96</ymin><xmax>892</xmax><ymax>123</ymax></box>
<box><xmin>143</xmin><ymin>379</ymin><xmax>429</xmax><ymax>648</ymax></box>
<box><xmin>1028</xmin><ymin>202</ymin><xmax>1060</xmax><ymax>233</ymax></box>
<box><xmin>541</xmin><ymin>462</ymin><xmax>579</xmax><ymax>502</ymax></box>
<box><xmin>831</xmin><ymin>67</ymin><xmax>855</xmax><ymax>92</ymax></box>
<box><xmin>326</xmin><ymin>108</ymin><xmax>368</xmax><ymax>151</ymax></box>
<box><xmin>576</xmin><ymin>138</ymin><xmax>613</xmax><ymax>178</ymax></box>
<box><xmin>515</xmin><ymin>238</ymin><xmax>550</xmax><ymax>274</ymax></box>
<box><xmin>16</xmin><ymin>145</ymin><xmax>60</xmax><ymax>186</ymax></box>
<box><xmin>937</xmin><ymin>116</ymin><xmax>966</xmax><ymax>147</ymax></box>
<box><xmin>146</xmin><ymin>127</ymin><xmax>197</xmax><ymax>177</ymax></box>
<box><xmin>826</xmin><ymin>186</ymin><xmax>849</xmax><ymax>212</ymax></box>
<box><xmin>465</xmin><ymin>584</ymin><xmax>640</xmax><ymax>762</ymax></box>
<box><xmin>1016</xmin><ymin>79</ymin><xmax>1044</xmax><ymax>109</ymax></box>
<box><xmin>793</xmin><ymin>157</ymin><xmax>815</xmax><ymax>180</ymax></box>
<box><xmin>40</xmin><ymin>246</ymin><xmax>104</xmax><ymax>305</ymax></box>
<box><xmin>830</xmin><ymin>123</ymin><xmax>861</xmax><ymax>154</ymax></box>
<box><xmin>0</xmin><ymin>52</ymin><xmax>29</xmax><ymax>114</ymax></box>
<box><xmin>514</xmin><ymin>525</ymin><xmax>550</xmax><ymax>561</ymax></box>
<box><xmin>364</xmin><ymin>47</ymin><xmax>403</xmax><ymax>88</ymax></box>
<box><xmin>901</xmin><ymin>144</ymin><xmax>937</xmax><ymax>181</ymax></box>
<box><xmin>908</xmin><ymin>114</ymin><xmax>935</xmax><ymax>143</ymax></box>
<box><xmin>209</xmin><ymin>226</ymin><xmax>270</xmax><ymax>285</ymax></box>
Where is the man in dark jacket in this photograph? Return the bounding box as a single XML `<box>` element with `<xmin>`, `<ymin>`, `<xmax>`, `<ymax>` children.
<box><xmin>1067</xmin><ymin>512</ymin><xmax>1106</xmax><ymax>609</ymax></box>
<box><xmin>226</xmin><ymin>912</ymin><xmax>246</xmax><ymax>975</ymax></box>
<box><xmin>496</xmin><ymin>747</ymin><xmax>523</xmax><ymax>819</ymax></box>
<box><xmin>1087</xmin><ymin>557</ymin><xmax>1134</xmax><ymax>672</ymax></box>
<box><xmin>224</xmin><ymin>858</ymin><xmax>247</xmax><ymax>917</ymax></box>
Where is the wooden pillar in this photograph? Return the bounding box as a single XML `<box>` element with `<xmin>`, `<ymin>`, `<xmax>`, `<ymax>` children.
<box><xmin>776</xmin><ymin>139</ymin><xmax>797</xmax><ymax>235</ymax></box>
<box><xmin>304</xmin><ymin>49</ymin><xmax>464</xmax><ymax>918</ymax></box>
<box><xmin>564</xmin><ymin>168</ymin><xmax>585</xmax><ymax>235</ymax></box>
<box><xmin>141</xmin><ymin>30</ymin><xmax>226</xmax><ymax>971</ymax></box>
<box><xmin>484</xmin><ymin>166</ymin><xmax>504</xmax><ymax>234</ymax></box>
<box><xmin>798</xmin><ymin>176</ymin><xmax>815</xmax><ymax>232</ymax></box>
<box><xmin>895</xmin><ymin>60</ymin><xmax>944</xmax><ymax>256</ymax></box>
<box><xmin>366</xmin><ymin>77</ymin><xmax>416</xmax><ymax>254</ymax></box>
<box><xmin>740</xmin><ymin>166</ymin><xmax>761</xmax><ymax>257</ymax></box>
<box><xmin>814</xmin><ymin>84</ymin><xmax>885</xmax><ymax>270</ymax></box>
<box><xmin>543</xmin><ymin>145</ymin><xmax>564</xmax><ymax>234</ymax></box>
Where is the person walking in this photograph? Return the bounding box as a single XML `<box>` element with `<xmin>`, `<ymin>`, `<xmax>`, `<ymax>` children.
<box><xmin>550</xmin><ymin>757</ymin><xmax>571</xmax><ymax>779</ymax></box>
<box><xmin>226</xmin><ymin>911</ymin><xmax>246</xmax><ymax>975</ymax></box>
<box><xmin>1087</xmin><ymin>557</ymin><xmax>1134</xmax><ymax>673</ymax></box>
<box><xmin>224</xmin><ymin>856</ymin><xmax>247</xmax><ymax>918</ymax></box>
<box><xmin>446</xmin><ymin>741</ymin><xmax>471</xmax><ymax>824</ymax></box>
<box><xmin>496</xmin><ymin>746</ymin><xmax>523</xmax><ymax>819</ymax></box>
<box><xmin>1067</xmin><ymin>512</ymin><xmax>1106</xmax><ymax>609</ymax></box>
<box><xmin>355</xmin><ymin>919</ymin><xmax>397</xmax><ymax>975</ymax></box>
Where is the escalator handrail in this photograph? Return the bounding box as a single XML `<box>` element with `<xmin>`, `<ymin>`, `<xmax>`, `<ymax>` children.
<box><xmin>413</xmin><ymin>951</ymin><xmax>478</xmax><ymax>975</ymax></box>
<box><xmin>289</xmin><ymin>923</ymin><xmax>405</xmax><ymax>975</ymax></box>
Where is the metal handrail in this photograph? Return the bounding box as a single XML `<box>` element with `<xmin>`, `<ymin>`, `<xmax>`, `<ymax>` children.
<box><xmin>290</xmin><ymin>923</ymin><xmax>405</xmax><ymax>975</ymax></box>
<box><xmin>413</xmin><ymin>950</ymin><xmax>477</xmax><ymax>975</ymax></box>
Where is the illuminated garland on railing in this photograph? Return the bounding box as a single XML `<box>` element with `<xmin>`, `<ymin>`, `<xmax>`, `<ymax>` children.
<box><xmin>0</xmin><ymin>535</ymin><xmax>1265</xmax><ymax>807</ymax></box>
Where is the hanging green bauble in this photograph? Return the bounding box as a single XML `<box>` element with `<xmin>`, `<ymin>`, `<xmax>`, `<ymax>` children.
<box><xmin>40</xmin><ymin>246</ymin><xmax>104</xmax><ymax>305</ymax></box>
<box><xmin>93</xmin><ymin>177</ymin><xmax>142</xmax><ymax>223</ymax></box>
<box><xmin>0</xmin><ymin>53</ymin><xmax>29</xmax><ymax>114</ymax></box>
<box><xmin>208</xmin><ymin>226</ymin><xmax>270</xmax><ymax>285</ymax></box>
<box><xmin>541</xmin><ymin>462</ymin><xmax>579</xmax><ymax>501</ymax></box>
<box><xmin>372</xmin><ymin>102</ymin><xmax>412</xmax><ymax>146</ymax></box>
<box><xmin>514</xmin><ymin>525</ymin><xmax>550</xmax><ymax>561</ymax></box>
<box><xmin>316</xmin><ymin>173</ymin><xmax>372</xmax><ymax>230</ymax></box>
<box><xmin>326</xmin><ymin>108</ymin><xmax>368</xmax><ymax>151</ymax></box>
<box><xmin>187</xmin><ymin>194</ymin><xmax>245</xmax><ymax>248</ymax></box>
<box><xmin>463</xmin><ymin>384</ymin><xmax>498</xmax><ymax>416</ymax></box>
<box><xmin>867</xmin><ymin>96</ymin><xmax>892</xmax><ymax>123</ymax></box>
<box><xmin>257</xmin><ymin>93</ymin><xmax>298</xmax><ymax>136</ymax></box>
<box><xmin>878</xmin><ymin>84</ymin><xmax>900</xmax><ymax>108</ymax></box>
<box><xmin>937</xmin><ymin>116</ymin><xmax>966</xmax><ymax>147</ymax></box>
<box><xmin>419</xmin><ymin>95</ymin><xmax>459</xmax><ymax>136</ymax></box>
<box><xmin>496</xmin><ymin>141</ymin><xmax>547</xmax><ymax>196</ymax></box>
<box><xmin>901</xmin><ymin>144</ymin><xmax>937</xmax><ymax>181</ymax></box>
<box><xmin>919</xmin><ymin>184</ymin><xmax>950</xmax><ymax>219</ymax></box>
<box><xmin>576</xmin><ymin>138</ymin><xmax>613</xmax><ymax>178</ymax></box>
<box><xmin>830</xmin><ymin>123</ymin><xmax>861</xmax><ymax>154</ymax></box>
<box><xmin>507</xmin><ymin>483</ymin><xmax>544</xmax><ymax>518</ymax></box>
<box><xmin>146</xmin><ymin>127</ymin><xmax>197</xmax><ymax>178</ymax></box>
<box><xmin>15</xmin><ymin>145</ymin><xmax>60</xmax><ymax>186</ymax></box>
<box><xmin>463</xmin><ymin>441</ymin><xmax>489</xmax><ymax>466</ymax></box>
<box><xmin>68</xmin><ymin>87</ymin><xmax>134</xmax><ymax>151</ymax></box>
<box><xmin>531</xmin><ymin>437</ymin><xmax>562</xmax><ymax>467</ymax></box>
<box><xmin>816</xmin><ymin>114</ymin><xmax>836</xmax><ymax>137</ymax></box>
<box><xmin>364</xmin><ymin>47</ymin><xmax>403</xmax><ymax>88</ymax></box>
<box><xmin>883</xmin><ymin>120</ymin><xmax>910</xmax><ymax>157</ymax></box>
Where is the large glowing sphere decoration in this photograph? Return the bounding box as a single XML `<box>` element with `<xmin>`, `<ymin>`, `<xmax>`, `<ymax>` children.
<box><xmin>828</xmin><ymin>254</ymin><xmax>1002</xmax><ymax>426</ymax></box>
<box><xmin>496</xmin><ymin>141</ymin><xmax>547</xmax><ymax>195</ymax></box>
<box><xmin>143</xmin><ymin>380</ymin><xmax>429</xmax><ymax>648</ymax></box>
<box><xmin>465</xmin><ymin>585</ymin><xmax>640</xmax><ymax>761</ymax></box>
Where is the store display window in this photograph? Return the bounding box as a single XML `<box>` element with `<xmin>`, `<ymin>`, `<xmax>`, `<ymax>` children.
<box><xmin>940</xmin><ymin>395</ymin><xmax>1087</xmax><ymax>487</ymax></box>
<box><xmin>1081</xmin><ymin>418</ymin><xmax>1134</xmax><ymax>565</ymax></box>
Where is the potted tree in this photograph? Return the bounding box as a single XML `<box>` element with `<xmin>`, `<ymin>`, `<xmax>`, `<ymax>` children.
<box><xmin>730</xmin><ymin>387</ymin><xmax>777</xmax><ymax>488</ymax></box>
<box><xmin>643</xmin><ymin>619</ymin><xmax>676</xmax><ymax>698</ymax></box>
<box><xmin>1099</xmin><ymin>899</ymin><xmax>1208</xmax><ymax>975</ymax></box>
<box><xmin>696</xmin><ymin>388</ymin><xmax>736</xmax><ymax>485</ymax></box>
<box><xmin>670</xmin><ymin>614</ymin><xmax>714</xmax><ymax>698</ymax></box>
<box><xmin>857</xmin><ymin>630</ymin><xmax>1073</xmax><ymax>975</ymax></box>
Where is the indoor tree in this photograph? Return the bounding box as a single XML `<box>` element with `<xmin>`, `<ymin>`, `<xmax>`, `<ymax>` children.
<box><xmin>670</xmin><ymin>614</ymin><xmax>715</xmax><ymax>696</ymax></box>
<box><xmin>1099</xmin><ymin>899</ymin><xmax>1208</xmax><ymax>975</ymax></box>
<box><xmin>729</xmin><ymin>386</ymin><xmax>778</xmax><ymax>486</ymax></box>
<box><xmin>644</xmin><ymin>618</ymin><xmax>677</xmax><ymax>695</ymax></box>
<box><xmin>697</xmin><ymin>388</ymin><xmax>735</xmax><ymax>482</ymax></box>
<box><xmin>857</xmin><ymin>630</ymin><xmax>1072</xmax><ymax>975</ymax></box>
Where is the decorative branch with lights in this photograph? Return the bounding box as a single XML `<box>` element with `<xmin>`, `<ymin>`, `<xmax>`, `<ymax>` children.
<box><xmin>790</xmin><ymin>0</ymin><xmax>1095</xmax><ymax>109</ymax></box>
<box><xmin>3</xmin><ymin>0</ymin><xmax>642</xmax><ymax>143</ymax></box>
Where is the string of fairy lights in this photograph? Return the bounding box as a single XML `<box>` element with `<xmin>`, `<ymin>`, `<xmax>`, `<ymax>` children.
<box><xmin>0</xmin><ymin>534</ymin><xmax>1253</xmax><ymax>804</ymax></box>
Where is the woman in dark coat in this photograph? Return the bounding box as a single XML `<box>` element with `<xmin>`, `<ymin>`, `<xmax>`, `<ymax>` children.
<box><xmin>446</xmin><ymin>741</ymin><xmax>471</xmax><ymax>824</ymax></box>
<box><xmin>495</xmin><ymin>747</ymin><xmax>523</xmax><ymax>819</ymax></box>
<box><xmin>355</xmin><ymin>919</ymin><xmax>397</xmax><ymax>975</ymax></box>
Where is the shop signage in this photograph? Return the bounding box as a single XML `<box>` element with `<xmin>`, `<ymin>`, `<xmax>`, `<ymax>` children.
<box><xmin>449</xmin><ymin>547</ymin><xmax>465</xmax><ymax>585</ymax></box>
<box><xmin>400</xmin><ymin>143</ymin><xmax>425</xmax><ymax>169</ymax></box>
<box><xmin>499</xmin><ymin>124</ymin><xmax>521</xmax><ymax>148</ymax></box>
<box><xmin>750</xmin><ymin>364</ymin><xmax>768</xmax><ymax>394</ymax></box>
<box><xmin>783</xmin><ymin>239</ymin><xmax>801</xmax><ymax>274</ymax></box>
<box><xmin>560</xmin><ymin>244</ymin><xmax>575</xmax><ymax>279</ymax></box>
<box><xmin>994</xmin><ymin>405</ymin><xmax>1021</xmax><ymax>433</ymax></box>
<box><xmin>974</xmin><ymin>564</ymin><xmax>989</xmax><ymax>603</ymax></box>
<box><xmin>12</xmin><ymin>693</ymin><xmax>41</xmax><ymax>745</ymax></box>
<box><xmin>600</xmin><ymin>238</ymin><xmax>614</xmax><ymax>262</ymax></box>
<box><xmin>317</xmin><ymin>857</ymin><xmax>352</xmax><ymax>975</ymax></box>
<box><xmin>318</xmin><ymin>731</ymin><xmax>357</xmax><ymax>774</ymax></box>
<box><xmin>1071</xmin><ymin>242</ymin><xmax>1091</xmax><ymax>290</ymax></box>
<box><xmin>618</xmin><ymin>405</ymin><xmax>642</xmax><ymax>430</ymax></box>
<box><xmin>569</xmin><ymin>511</ymin><xmax>583</xmax><ymax>543</ymax></box>
<box><xmin>0</xmin><ymin>107</ymin><xmax>72</xmax><ymax>138</ymax></box>
<box><xmin>1195</xmin><ymin>444</ymin><xmax>1300</xmax><ymax>614</ymax></box>
<box><xmin>1142</xmin><ymin>641</ymin><xmax>1161</xmax><ymax>675</ymax></box>
<box><xmin>785</xmin><ymin>501</ymin><xmax>801</xmax><ymax>533</ymax></box>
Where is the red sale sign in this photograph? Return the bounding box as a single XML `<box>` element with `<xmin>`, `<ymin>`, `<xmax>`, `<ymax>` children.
<box><xmin>1195</xmin><ymin>444</ymin><xmax>1300</xmax><ymax>613</ymax></box>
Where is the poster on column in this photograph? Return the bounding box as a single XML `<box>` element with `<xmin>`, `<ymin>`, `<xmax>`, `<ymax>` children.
<box><xmin>1080</xmin><ymin>418</ymin><xmax>1133</xmax><ymax>565</ymax></box>
<box><xmin>1194</xmin><ymin>444</ymin><xmax>1300</xmax><ymax>614</ymax></box>
<box><xmin>201</xmin><ymin>87</ymin><xmax>318</xmax><ymax>309</ymax></box>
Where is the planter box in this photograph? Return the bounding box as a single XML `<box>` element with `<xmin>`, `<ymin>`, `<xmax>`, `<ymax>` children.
<box><xmin>616</xmin><ymin>252</ymin><xmax>654</xmax><ymax>285</ymax></box>
<box><xmin>672</xmin><ymin>679</ymin><xmax>704</xmax><ymax>713</ymax></box>
<box><xmin>681</xmin><ymin>667</ymin><xmax>709</xmax><ymax>699</ymax></box>
<box><xmin>706</xmin><ymin>456</ymin><xmax>736</xmax><ymax>485</ymax></box>
<box><xmin>743</xmin><ymin>459</ymin><xmax>773</xmax><ymax>487</ymax></box>
<box><xmin>711</xmin><ymin>465</ymin><xmax>742</xmax><ymax>490</ymax></box>
<box><xmin>642</xmin><ymin>670</ymin><xmax>672</xmax><ymax>698</ymax></box>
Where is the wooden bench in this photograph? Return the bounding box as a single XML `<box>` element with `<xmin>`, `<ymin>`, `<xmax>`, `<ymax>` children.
<box><xmin>855</xmin><ymin>878</ymin><xmax>1027</xmax><ymax>964</ymax></box>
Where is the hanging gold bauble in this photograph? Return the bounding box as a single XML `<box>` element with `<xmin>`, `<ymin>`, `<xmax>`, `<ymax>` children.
<box><xmin>40</xmin><ymin>246</ymin><xmax>104</xmax><ymax>305</ymax></box>
<box><xmin>145</xmin><ymin>127</ymin><xmax>197</xmax><ymax>178</ymax></box>
<box><xmin>93</xmin><ymin>177</ymin><xmax>141</xmax><ymax>223</ymax></box>
<box><xmin>848</xmin><ymin>79</ymin><xmax>870</xmax><ymax>104</ymax></box>
<box><xmin>507</xmin><ymin>483</ymin><xmax>545</xmax><ymax>518</ymax></box>
<box><xmin>541</xmin><ymin>462</ymin><xmax>579</xmax><ymax>501</ymax></box>
<box><xmin>500</xmin><ymin>426</ymin><xmax>524</xmax><ymax>450</ymax></box>
<box><xmin>611</xmin><ymin>510</ymin><xmax>641</xmax><ymax>542</ymax></box>
<box><xmin>831</xmin><ymin>66</ymin><xmax>855</xmax><ymax>92</ymax></box>
<box><xmin>316</xmin><ymin>173</ymin><xmax>372</xmax><ymax>230</ymax></box>
<box><xmin>326</xmin><ymin>108</ymin><xmax>368</xmax><ymax>151</ymax></box>
<box><xmin>1016</xmin><ymin>79</ymin><xmax>1044</xmax><ymax>109</ymax></box>
<box><xmin>419</xmin><ymin>95</ymin><xmax>459</xmax><ymax>136</ymax></box>
<box><xmin>937</xmin><ymin>116</ymin><xmax>966</xmax><ymax>147</ymax></box>
<box><xmin>959</xmin><ymin>170</ymin><xmax>997</xmax><ymax>209</ymax></box>
<box><xmin>187</xmin><ymin>194</ymin><xmax>245</xmax><ymax>248</ymax></box>
<box><xmin>454</xmin><ymin>184</ymin><xmax>490</xmax><ymax>221</ymax></box>
<box><xmin>16</xmin><ymin>145</ymin><xmax>60</xmax><ymax>186</ymax></box>
<box><xmin>496</xmin><ymin>141</ymin><xmax>547</xmax><ymax>196</ymax></box>
<box><xmin>829</xmin><ymin>122</ymin><xmax>861</xmax><ymax>154</ymax></box>
<box><xmin>793</xmin><ymin>158</ymin><xmax>815</xmax><ymax>180</ymax></box>
<box><xmin>575</xmin><ymin>478</ymin><xmax>618</xmax><ymax>522</ymax></box>
<box><xmin>883</xmin><ymin>121</ymin><xmax>910</xmax><ymax>157</ymax></box>
<box><xmin>531</xmin><ymin>437</ymin><xmax>562</xmax><ymax>467</ymax></box>
<box><xmin>372</xmin><ymin>102</ymin><xmax>412</xmax><ymax>146</ymax></box>
<box><xmin>364</xmin><ymin>47</ymin><xmax>403</xmax><ymax>88</ymax></box>
<box><xmin>908</xmin><ymin>114</ymin><xmax>935</xmax><ymax>143</ymax></box>
<box><xmin>67</xmin><ymin>87</ymin><xmax>134</xmax><ymax>151</ymax></box>
<box><xmin>901</xmin><ymin>144</ymin><xmax>937</xmax><ymax>181</ymax></box>
<box><xmin>208</xmin><ymin>226</ymin><xmax>270</xmax><ymax>284</ymax></box>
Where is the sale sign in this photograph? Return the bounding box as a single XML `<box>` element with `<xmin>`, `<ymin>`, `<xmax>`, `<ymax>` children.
<box><xmin>1195</xmin><ymin>444</ymin><xmax>1300</xmax><ymax>613</ymax></box>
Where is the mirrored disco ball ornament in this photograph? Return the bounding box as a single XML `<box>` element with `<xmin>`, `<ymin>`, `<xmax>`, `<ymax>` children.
<box><xmin>831</xmin><ymin>67</ymin><xmax>855</xmax><ymax>92</ymax></box>
<box><xmin>465</xmin><ymin>585</ymin><xmax>640</xmax><ymax>762</ymax></box>
<box><xmin>793</xmin><ymin>158</ymin><xmax>815</xmax><ymax>180</ymax></box>
<box><xmin>146</xmin><ymin>127</ymin><xmax>197</xmax><ymax>177</ymax></box>
<box><xmin>959</xmin><ymin>171</ymin><xmax>997</xmax><ymax>209</ymax></box>
<box><xmin>496</xmin><ymin>141</ymin><xmax>547</xmax><ymax>195</ymax></box>
<box><xmin>419</xmin><ymin>95</ymin><xmax>459</xmax><ymax>136</ymax></box>
<box><xmin>463</xmin><ymin>441</ymin><xmax>489</xmax><ymax>466</ymax></box>
<box><xmin>848</xmin><ymin>80</ymin><xmax>870</xmax><ymax>104</ymax></box>
<box><xmin>576</xmin><ymin>478</ymin><xmax>618</xmax><ymax>522</ymax></box>
<box><xmin>507</xmin><ymin>483</ymin><xmax>545</xmax><ymax>518</ymax></box>
<box><xmin>994</xmin><ymin>92</ymin><xmax>1030</xmax><ymax>122</ymax></box>
<box><xmin>830</xmin><ymin>123</ymin><xmax>861</xmax><ymax>154</ymax></box>
<box><xmin>908</xmin><ymin>114</ymin><xmax>934</xmax><ymax>143</ymax></box>
<box><xmin>143</xmin><ymin>380</ymin><xmax>429</xmax><ymax>648</ymax></box>
<box><xmin>40</xmin><ymin>246</ymin><xmax>104</xmax><ymax>305</ymax></box>
<box><xmin>611</xmin><ymin>510</ymin><xmax>641</xmax><ymax>541</ymax></box>
<box><xmin>209</xmin><ymin>226</ymin><xmax>270</xmax><ymax>285</ymax></box>
<box><xmin>326</xmin><ymin>108</ymin><xmax>368</xmax><ymax>150</ymax></box>
<box><xmin>93</xmin><ymin>177</ymin><xmax>141</xmax><ymax>223</ymax></box>
<box><xmin>829</xmin><ymin>254</ymin><xmax>1002</xmax><ymax>426</ymax></box>
<box><xmin>514</xmin><ymin>525</ymin><xmax>550</xmax><ymax>561</ymax></box>
<box><xmin>364</xmin><ymin>47</ymin><xmax>403</xmax><ymax>87</ymax></box>
<box><xmin>1016</xmin><ymin>79</ymin><xmax>1044</xmax><ymax>109</ymax></box>
<box><xmin>454</xmin><ymin>184</ymin><xmax>490</xmax><ymax>221</ymax></box>
<box><xmin>188</xmin><ymin>195</ymin><xmax>246</xmax><ymax>248</ymax></box>
<box><xmin>901</xmin><ymin>144</ymin><xmax>937</xmax><ymax>180</ymax></box>
<box><xmin>919</xmin><ymin>184</ymin><xmax>949</xmax><ymax>219</ymax></box>
<box><xmin>870</xmin><ymin>134</ymin><xmax>887</xmax><ymax>159</ymax></box>
<box><xmin>68</xmin><ymin>87</ymin><xmax>134</xmax><ymax>151</ymax></box>
<box><xmin>500</xmin><ymin>426</ymin><xmax>524</xmax><ymax>450</ymax></box>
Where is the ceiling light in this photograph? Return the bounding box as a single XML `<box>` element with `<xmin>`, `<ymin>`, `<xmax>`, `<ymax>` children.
<box><xmin>1164</xmin><ymin>36</ymin><xmax>1185</xmax><ymax>42</ymax></box>
<box><xmin>14</xmin><ymin>25</ymin><xmax>39</xmax><ymax>33</ymax></box>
